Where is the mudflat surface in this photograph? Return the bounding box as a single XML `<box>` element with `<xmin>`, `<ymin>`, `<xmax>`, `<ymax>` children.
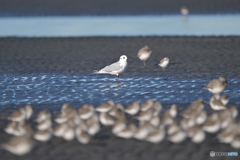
<box><xmin>0</xmin><ymin>37</ymin><xmax>240</xmax><ymax>160</ymax></box>
<box><xmin>0</xmin><ymin>0</ymin><xmax>240</xmax><ymax>16</ymax></box>
<box><xmin>0</xmin><ymin>37</ymin><xmax>240</xmax><ymax>105</ymax></box>
<box><xmin>0</xmin><ymin>37</ymin><xmax>240</xmax><ymax>77</ymax></box>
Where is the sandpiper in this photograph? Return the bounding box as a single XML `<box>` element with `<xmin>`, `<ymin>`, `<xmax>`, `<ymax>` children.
<box><xmin>4</xmin><ymin>121</ymin><xmax>19</xmax><ymax>135</ymax></box>
<box><xmin>54</xmin><ymin>113</ymin><xmax>69</xmax><ymax>124</ymax></box>
<box><xmin>186</xmin><ymin>115</ymin><xmax>197</xmax><ymax>128</ymax></box>
<box><xmin>125</xmin><ymin>101</ymin><xmax>140</xmax><ymax>115</ymax></box>
<box><xmin>61</xmin><ymin>103</ymin><xmax>73</xmax><ymax>115</ymax></box>
<box><xmin>212</xmin><ymin>93</ymin><xmax>221</xmax><ymax>100</ymax></box>
<box><xmin>167</xmin><ymin>121</ymin><xmax>180</xmax><ymax>135</ymax></box>
<box><xmin>108</xmin><ymin>103</ymin><xmax>124</xmax><ymax>117</ymax></box>
<box><xmin>168</xmin><ymin>128</ymin><xmax>186</xmax><ymax>143</ymax></box>
<box><xmin>209</xmin><ymin>96</ymin><xmax>226</xmax><ymax>110</ymax></box>
<box><xmin>150</xmin><ymin>115</ymin><xmax>160</xmax><ymax>127</ymax></box>
<box><xmin>1</xmin><ymin>135</ymin><xmax>35</xmax><ymax>155</ymax></box>
<box><xmin>137</xmin><ymin>45</ymin><xmax>152</xmax><ymax>66</ymax></box>
<box><xmin>75</xmin><ymin>121</ymin><xmax>88</xmax><ymax>136</ymax></box>
<box><xmin>187</xmin><ymin>125</ymin><xmax>205</xmax><ymax>144</ymax></box>
<box><xmin>195</xmin><ymin>110</ymin><xmax>207</xmax><ymax>125</ymax></box>
<box><xmin>162</xmin><ymin>115</ymin><xmax>174</xmax><ymax>126</ymax></box>
<box><xmin>152</xmin><ymin>101</ymin><xmax>162</xmax><ymax>116</ymax></box>
<box><xmin>99</xmin><ymin>112</ymin><xmax>117</xmax><ymax>126</ymax></box>
<box><xmin>5</xmin><ymin>121</ymin><xmax>32</xmax><ymax>137</ymax></box>
<box><xmin>189</xmin><ymin>98</ymin><xmax>205</xmax><ymax>110</ymax></box>
<box><xmin>231</xmin><ymin>135</ymin><xmax>240</xmax><ymax>149</ymax></box>
<box><xmin>116</xmin><ymin>124</ymin><xmax>137</xmax><ymax>139</ymax></box>
<box><xmin>37</xmin><ymin>118</ymin><xmax>52</xmax><ymax>131</ymax></box>
<box><xmin>96</xmin><ymin>100</ymin><xmax>115</xmax><ymax>113</ymax></box>
<box><xmin>18</xmin><ymin>121</ymin><xmax>33</xmax><ymax>137</ymax></box>
<box><xmin>221</xmin><ymin>119</ymin><xmax>236</xmax><ymax>133</ymax></box>
<box><xmin>158</xmin><ymin>57</ymin><xmax>169</xmax><ymax>70</ymax></box>
<box><xmin>76</xmin><ymin>131</ymin><xmax>90</xmax><ymax>144</ymax></box>
<box><xmin>86</xmin><ymin>119</ymin><xmax>100</xmax><ymax>136</ymax></box>
<box><xmin>218</xmin><ymin>109</ymin><xmax>232</xmax><ymax>129</ymax></box>
<box><xmin>72</xmin><ymin>113</ymin><xmax>81</xmax><ymax>126</ymax></box>
<box><xmin>8</xmin><ymin>108</ymin><xmax>26</xmax><ymax>122</ymax></box>
<box><xmin>220</xmin><ymin>94</ymin><xmax>229</xmax><ymax>106</ymax></box>
<box><xmin>202</xmin><ymin>76</ymin><xmax>227</xmax><ymax>94</ymax></box>
<box><xmin>163</xmin><ymin>104</ymin><xmax>178</xmax><ymax>118</ymax></box>
<box><xmin>54</xmin><ymin>123</ymin><xmax>68</xmax><ymax>137</ymax></box>
<box><xmin>112</xmin><ymin>119</ymin><xmax>127</xmax><ymax>135</ymax></box>
<box><xmin>146</xmin><ymin>125</ymin><xmax>165</xmax><ymax>143</ymax></box>
<box><xmin>134</xmin><ymin>123</ymin><xmax>154</xmax><ymax>140</ymax></box>
<box><xmin>180</xmin><ymin>6</ymin><xmax>189</xmax><ymax>16</ymax></box>
<box><xmin>218</xmin><ymin>126</ymin><xmax>238</xmax><ymax>144</ymax></box>
<box><xmin>229</xmin><ymin>106</ymin><xmax>238</xmax><ymax>119</ymax></box>
<box><xmin>36</xmin><ymin>109</ymin><xmax>51</xmax><ymax>123</ymax></box>
<box><xmin>180</xmin><ymin>99</ymin><xmax>204</xmax><ymax>118</ymax></box>
<box><xmin>34</xmin><ymin>128</ymin><xmax>53</xmax><ymax>142</ymax></box>
<box><xmin>140</xmin><ymin>99</ymin><xmax>154</xmax><ymax>111</ymax></box>
<box><xmin>88</xmin><ymin>113</ymin><xmax>99</xmax><ymax>123</ymax></box>
<box><xmin>87</xmin><ymin>123</ymin><xmax>100</xmax><ymax>136</ymax></box>
<box><xmin>136</xmin><ymin>108</ymin><xmax>154</xmax><ymax>121</ymax></box>
<box><xmin>62</xmin><ymin>124</ymin><xmax>75</xmax><ymax>141</ymax></box>
<box><xmin>202</xmin><ymin>113</ymin><xmax>220</xmax><ymax>133</ymax></box>
<box><xmin>180</xmin><ymin>118</ymin><xmax>188</xmax><ymax>130</ymax></box>
<box><xmin>78</xmin><ymin>104</ymin><xmax>95</xmax><ymax>120</ymax></box>
<box><xmin>6</xmin><ymin>121</ymin><xmax>29</xmax><ymax>137</ymax></box>
<box><xmin>55</xmin><ymin>108</ymin><xmax>78</xmax><ymax>124</ymax></box>
<box><xmin>24</xmin><ymin>105</ymin><xmax>33</xmax><ymax>120</ymax></box>
<box><xmin>180</xmin><ymin>105</ymin><xmax>202</xmax><ymax>119</ymax></box>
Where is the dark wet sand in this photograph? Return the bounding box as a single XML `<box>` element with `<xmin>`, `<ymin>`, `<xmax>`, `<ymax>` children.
<box><xmin>0</xmin><ymin>37</ymin><xmax>240</xmax><ymax>159</ymax></box>
<box><xmin>1</xmin><ymin>37</ymin><xmax>240</xmax><ymax>78</ymax></box>
<box><xmin>1</xmin><ymin>0</ymin><xmax>240</xmax><ymax>16</ymax></box>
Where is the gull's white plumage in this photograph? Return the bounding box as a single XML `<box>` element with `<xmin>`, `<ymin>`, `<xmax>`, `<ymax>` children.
<box><xmin>94</xmin><ymin>55</ymin><xmax>128</xmax><ymax>82</ymax></box>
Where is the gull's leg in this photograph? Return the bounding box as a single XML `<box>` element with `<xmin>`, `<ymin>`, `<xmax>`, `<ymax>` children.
<box><xmin>117</xmin><ymin>75</ymin><xmax>120</xmax><ymax>83</ymax></box>
<box><xmin>143</xmin><ymin>61</ymin><xmax>146</xmax><ymax>66</ymax></box>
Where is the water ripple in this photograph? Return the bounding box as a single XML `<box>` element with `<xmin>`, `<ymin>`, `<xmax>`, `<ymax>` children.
<box><xmin>0</xmin><ymin>73</ymin><xmax>239</xmax><ymax>107</ymax></box>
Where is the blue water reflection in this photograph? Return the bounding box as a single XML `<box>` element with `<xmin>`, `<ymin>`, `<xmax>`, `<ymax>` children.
<box><xmin>0</xmin><ymin>73</ymin><xmax>239</xmax><ymax>107</ymax></box>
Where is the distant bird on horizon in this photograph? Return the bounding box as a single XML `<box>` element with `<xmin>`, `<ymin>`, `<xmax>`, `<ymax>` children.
<box><xmin>158</xmin><ymin>57</ymin><xmax>169</xmax><ymax>70</ymax></box>
<box><xmin>180</xmin><ymin>6</ymin><xmax>189</xmax><ymax>16</ymax></box>
<box><xmin>202</xmin><ymin>76</ymin><xmax>227</xmax><ymax>94</ymax></box>
<box><xmin>94</xmin><ymin>55</ymin><xmax>128</xmax><ymax>83</ymax></box>
<box><xmin>138</xmin><ymin>45</ymin><xmax>152</xmax><ymax>66</ymax></box>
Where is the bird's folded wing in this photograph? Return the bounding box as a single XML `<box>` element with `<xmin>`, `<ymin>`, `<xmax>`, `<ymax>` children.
<box><xmin>99</xmin><ymin>61</ymin><xmax>123</xmax><ymax>72</ymax></box>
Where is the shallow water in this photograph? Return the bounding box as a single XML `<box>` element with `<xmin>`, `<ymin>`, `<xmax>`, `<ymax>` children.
<box><xmin>0</xmin><ymin>73</ymin><xmax>239</xmax><ymax>107</ymax></box>
<box><xmin>0</xmin><ymin>14</ymin><xmax>240</xmax><ymax>37</ymax></box>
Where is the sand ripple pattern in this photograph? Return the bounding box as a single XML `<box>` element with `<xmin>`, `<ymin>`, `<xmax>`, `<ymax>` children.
<box><xmin>0</xmin><ymin>73</ymin><xmax>239</xmax><ymax>106</ymax></box>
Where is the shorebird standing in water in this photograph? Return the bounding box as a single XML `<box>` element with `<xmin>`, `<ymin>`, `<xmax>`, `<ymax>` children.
<box><xmin>94</xmin><ymin>55</ymin><xmax>128</xmax><ymax>83</ymax></box>
<box><xmin>180</xmin><ymin>6</ymin><xmax>189</xmax><ymax>16</ymax></box>
<box><xmin>158</xmin><ymin>57</ymin><xmax>169</xmax><ymax>70</ymax></box>
<box><xmin>138</xmin><ymin>45</ymin><xmax>152</xmax><ymax>66</ymax></box>
<box><xmin>202</xmin><ymin>76</ymin><xmax>227</xmax><ymax>94</ymax></box>
<box><xmin>180</xmin><ymin>6</ymin><xmax>189</xmax><ymax>22</ymax></box>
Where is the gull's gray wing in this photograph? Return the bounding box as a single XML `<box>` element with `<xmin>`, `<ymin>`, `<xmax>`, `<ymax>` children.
<box><xmin>100</xmin><ymin>61</ymin><xmax>123</xmax><ymax>72</ymax></box>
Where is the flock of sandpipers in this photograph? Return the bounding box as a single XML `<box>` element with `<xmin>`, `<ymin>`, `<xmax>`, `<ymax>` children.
<box><xmin>1</xmin><ymin>75</ymin><xmax>240</xmax><ymax>156</ymax></box>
